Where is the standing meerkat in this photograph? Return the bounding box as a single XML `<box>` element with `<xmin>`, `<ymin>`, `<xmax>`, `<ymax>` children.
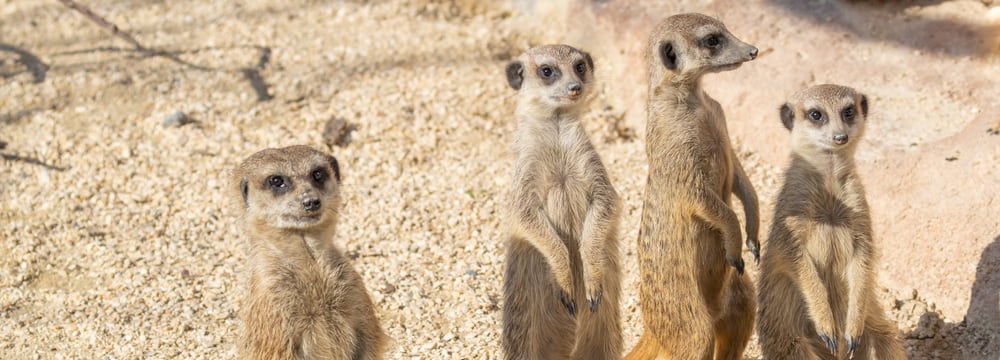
<box><xmin>757</xmin><ymin>85</ymin><xmax>904</xmax><ymax>360</ymax></box>
<box><xmin>626</xmin><ymin>13</ymin><xmax>760</xmax><ymax>360</ymax></box>
<box><xmin>235</xmin><ymin>145</ymin><xmax>386</xmax><ymax>360</ymax></box>
<box><xmin>501</xmin><ymin>44</ymin><xmax>623</xmax><ymax>360</ymax></box>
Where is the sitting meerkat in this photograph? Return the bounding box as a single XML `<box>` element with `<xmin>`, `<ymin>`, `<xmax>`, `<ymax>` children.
<box><xmin>625</xmin><ymin>13</ymin><xmax>760</xmax><ymax>360</ymax></box>
<box><xmin>235</xmin><ymin>145</ymin><xmax>386</xmax><ymax>360</ymax></box>
<box><xmin>501</xmin><ymin>44</ymin><xmax>623</xmax><ymax>360</ymax></box>
<box><xmin>757</xmin><ymin>85</ymin><xmax>905</xmax><ymax>360</ymax></box>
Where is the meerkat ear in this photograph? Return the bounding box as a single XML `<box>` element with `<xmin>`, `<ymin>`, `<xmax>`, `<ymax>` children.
<box><xmin>240</xmin><ymin>178</ymin><xmax>249</xmax><ymax>205</ymax></box>
<box><xmin>859</xmin><ymin>94</ymin><xmax>869</xmax><ymax>117</ymax></box>
<box><xmin>780</xmin><ymin>104</ymin><xmax>794</xmax><ymax>131</ymax></box>
<box><xmin>659</xmin><ymin>42</ymin><xmax>677</xmax><ymax>70</ymax></box>
<box><xmin>505</xmin><ymin>61</ymin><xmax>524</xmax><ymax>90</ymax></box>
<box><xmin>583</xmin><ymin>51</ymin><xmax>594</xmax><ymax>73</ymax></box>
<box><xmin>328</xmin><ymin>155</ymin><xmax>341</xmax><ymax>182</ymax></box>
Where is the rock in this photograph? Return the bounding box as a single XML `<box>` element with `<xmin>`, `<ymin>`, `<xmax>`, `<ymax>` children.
<box><xmin>161</xmin><ymin>111</ymin><xmax>194</xmax><ymax>128</ymax></box>
<box><xmin>322</xmin><ymin>117</ymin><xmax>354</xmax><ymax>147</ymax></box>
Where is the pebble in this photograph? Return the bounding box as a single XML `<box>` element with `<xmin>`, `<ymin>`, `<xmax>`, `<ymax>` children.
<box><xmin>161</xmin><ymin>111</ymin><xmax>194</xmax><ymax>128</ymax></box>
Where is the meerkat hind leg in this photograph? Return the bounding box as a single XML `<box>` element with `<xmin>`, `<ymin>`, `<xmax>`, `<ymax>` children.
<box><xmin>503</xmin><ymin>239</ymin><xmax>576</xmax><ymax>360</ymax></box>
<box><xmin>712</xmin><ymin>273</ymin><xmax>755</xmax><ymax>360</ymax></box>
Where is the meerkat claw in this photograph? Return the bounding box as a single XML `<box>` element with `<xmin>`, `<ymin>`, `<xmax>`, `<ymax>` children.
<box><xmin>559</xmin><ymin>291</ymin><xmax>577</xmax><ymax>315</ymax></box>
<box><xmin>819</xmin><ymin>333</ymin><xmax>837</xmax><ymax>354</ymax></box>
<box><xmin>588</xmin><ymin>287</ymin><xmax>603</xmax><ymax>312</ymax></box>
<box><xmin>847</xmin><ymin>336</ymin><xmax>859</xmax><ymax>359</ymax></box>
<box><xmin>728</xmin><ymin>257</ymin><xmax>745</xmax><ymax>275</ymax></box>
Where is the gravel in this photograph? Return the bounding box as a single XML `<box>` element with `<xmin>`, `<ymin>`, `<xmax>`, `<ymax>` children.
<box><xmin>0</xmin><ymin>0</ymin><xmax>976</xmax><ymax>359</ymax></box>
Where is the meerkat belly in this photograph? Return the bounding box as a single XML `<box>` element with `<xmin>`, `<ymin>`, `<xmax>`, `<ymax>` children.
<box><xmin>544</xmin><ymin>165</ymin><xmax>589</xmax><ymax>241</ymax></box>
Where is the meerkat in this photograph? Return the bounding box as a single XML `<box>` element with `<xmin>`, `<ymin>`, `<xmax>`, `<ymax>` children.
<box><xmin>756</xmin><ymin>85</ymin><xmax>905</xmax><ymax>360</ymax></box>
<box><xmin>625</xmin><ymin>13</ymin><xmax>760</xmax><ymax>360</ymax></box>
<box><xmin>501</xmin><ymin>44</ymin><xmax>623</xmax><ymax>360</ymax></box>
<box><xmin>235</xmin><ymin>145</ymin><xmax>386</xmax><ymax>360</ymax></box>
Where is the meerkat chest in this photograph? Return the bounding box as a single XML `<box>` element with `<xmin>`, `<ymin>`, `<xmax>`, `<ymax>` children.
<box><xmin>802</xmin><ymin>193</ymin><xmax>858</xmax><ymax>269</ymax></box>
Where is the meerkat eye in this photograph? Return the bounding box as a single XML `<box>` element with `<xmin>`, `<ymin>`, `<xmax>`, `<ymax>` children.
<box><xmin>842</xmin><ymin>107</ymin><xmax>856</xmax><ymax>121</ymax></box>
<box><xmin>540</xmin><ymin>66</ymin><xmax>554</xmax><ymax>78</ymax></box>
<box><xmin>703</xmin><ymin>34</ymin><xmax>723</xmax><ymax>48</ymax></box>
<box><xmin>808</xmin><ymin>110</ymin><xmax>823</xmax><ymax>123</ymax></box>
<box><xmin>267</xmin><ymin>175</ymin><xmax>286</xmax><ymax>189</ymax></box>
<box><xmin>574</xmin><ymin>61</ymin><xmax>586</xmax><ymax>76</ymax></box>
<box><xmin>311</xmin><ymin>168</ymin><xmax>327</xmax><ymax>184</ymax></box>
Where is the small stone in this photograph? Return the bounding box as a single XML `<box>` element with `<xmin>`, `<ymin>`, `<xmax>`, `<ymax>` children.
<box><xmin>382</xmin><ymin>284</ymin><xmax>397</xmax><ymax>294</ymax></box>
<box><xmin>323</xmin><ymin>117</ymin><xmax>353</xmax><ymax>147</ymax></box>
<box><xmin>161</xmin><ymin>111</ymin><xmax>194</xmax><ymax>128</ymax></box>
<box><xmin>464</xmin><ymin>269</ymin><xmax>477</xmax><ymax>277</ymax></box>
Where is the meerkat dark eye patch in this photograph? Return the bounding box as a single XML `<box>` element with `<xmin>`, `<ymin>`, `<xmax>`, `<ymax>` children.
<box><xmin>701</xmin><ymin>34</ymin><xmax>724</xmax><ymax>49</ymax></box>
<box><xmin>505</xmin><ymin>61</ymin><xmax>524</xmax><ymax>90</ymax></box>
<box><xmin>583</xmin><ymin>52</ymin><xmax>594</xmax><ymax>74</ymax></box>
<box><xmin>574</xmin><ymin>60</ymin><xmax>587</xmax><ymax>76</ymax></box>
<box><xmin>266</xmin><ymin>175</ymin><xmax>290</xmax><ymax>194</ymax></box>
<box><xmin>659</xmin><ymin>42</ymin><xmax>677</xmax><ymax>70</ymax></box>
<box><xmin>537</xmin><ymin>65</ymin><xmax>560</xmax><ymax>85</ymax></box>
<box><xmin>311</xmin><ymin>167</ymin><xmax>327</xmax><ymax>185</ymax></box>
<box><xmin>841</xmin><ymin>106</ymin><xmax>856</xmax><ymax>123</ymax></box>
<box><xmin>780</xmin><ymin>104</ymin><xmax>794</xmax><ymax>130</ymax></box>
<box><xmin>807</xmin><ymin>109</ymin><xmax>825</xmax><ymax>125</ymax></box>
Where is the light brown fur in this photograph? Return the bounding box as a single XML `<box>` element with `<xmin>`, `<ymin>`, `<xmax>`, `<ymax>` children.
<box><xmin>757</xmin><ymin>85</ymin><xmax>904</xmax><ymax>360</ymax></box>
<box><xmin>501</xmin><ymin>44</ymin><xmax>623</xmax><ymax>360</ymax></box>
<box><xmin>235</xmin><ymin>145</ymin><xmax>386</xmax><ymax>360</ymax></box>
<box><xmin>626</xmin><ymin>13</ymin><xmax>760</xmax><ymax>360</ymax></box>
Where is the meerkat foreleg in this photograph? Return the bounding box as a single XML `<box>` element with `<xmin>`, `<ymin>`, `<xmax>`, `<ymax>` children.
<box><xmin>579</xmin><ymin>185</ymin><xmax>617</xmax><ymax>311</ymax></box>
<box><xmin>731</xmin><ymin>156</ymin><xmax>760</xmax><ymax>262</ymax></box>
<box><xmin>693</xmin><ymin>191</ymin><xmax>746</xmax><ymax>274</ymax></box>
<box><xmin>788</xmin><ymin>216</ymin><xmax>839</xmax><ymax>354</ymax></box>
<box><xmin>511</xmin><ymin>193</ymin><xmax>578</xmax><ymax>314</ymax></box>
<box><xmin>845</xmin><ymin>231</ymin><xmax>874</xmax><ymax>359</ymax></box>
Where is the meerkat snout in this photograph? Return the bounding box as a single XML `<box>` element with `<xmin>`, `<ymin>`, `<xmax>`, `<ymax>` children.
<box><xmin>302</xmin><ymin>196</ymin><xmax>321</xmax><ymax>211</ymax></box>
<box><xmin>833</xmin><ymin>134</ymin><xmax>849</xmax><ymax>145</ymax></box>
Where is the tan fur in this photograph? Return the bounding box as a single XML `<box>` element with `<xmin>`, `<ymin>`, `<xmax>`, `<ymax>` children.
<box><xmin>501</xmin><ymin>44</ymin><xmax>623</xmax><ymax>360</ymax></box>
<box><xmin>235</xmin><ymin>145</ymin><xmax>386</xmax><ymax>360</ymax></box>
<box><xmin>625</xmin><ymin>13</ymin><xmax>760</xmax><ymax>360</ymax></box>
<box><xmin>757</xmin><ymin>85</ymin><xmax>904</xmax><ymax>360</ymax></box>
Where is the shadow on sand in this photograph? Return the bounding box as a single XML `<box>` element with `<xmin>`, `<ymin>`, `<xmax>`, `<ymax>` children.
<box><xmin>904</xmin><ymin>235</ymin><xmax>1000</xmax><ymax>359</ymax></box>
<box><xmin>765</xmin><ymin>0</ymin><xmax>998</xmax><ymax>57</ymax></box>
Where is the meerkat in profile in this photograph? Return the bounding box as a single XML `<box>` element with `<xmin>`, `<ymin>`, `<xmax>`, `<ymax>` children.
<box><xmin>625</xmin><ymin>13</ymin><xmax>760</xmax><ymax>360</ymax></box>
<box><xmin>235</xmin><ymin>145</ymin><xmax>386</xmax><ymax>360</ymax></box>
<box><xmin>757</xmin><ymin>85</ymin><xmax>904</xmax><ymax>360</ymax></box>
<box><xmin>501</xmin><ymin>44</ymin><xmax>623</xmax><ymax>360</ymax></box>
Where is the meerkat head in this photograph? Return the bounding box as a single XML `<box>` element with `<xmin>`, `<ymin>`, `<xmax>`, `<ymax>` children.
<box><xmin>780</xmin><ymin>84</ymin><xmax>869</xmax><ymax>155</ymax></box>
<box><xmin>237</xmin><ymin>145</ymin><xmax>342</xmax><ymax>234</ymax></box>
<box><xmin>505</xmin><ymin>44</ymin><xmax>595</xmax><ymax>113</ymax></box>
<box><xmin>647</xmin><ymin>13</ymin><xmax>757</xmax><ymax>84</ymax></box>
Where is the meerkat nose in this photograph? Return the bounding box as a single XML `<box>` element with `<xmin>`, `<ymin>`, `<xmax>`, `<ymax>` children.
<box><xmin>567</xmin><ymin>82</ymin><xmax>582</xmax><ymax>96</ymax></box>
<box><xmin>833</xmin><ymin>134</ymin><xmax>849</xmax><ymax>145</ymax></box>
<box><xmin>748</xmin><ymin>47</ymin><xmax>759</xmax><ymax>60</ymax></box>
<box><xmin>302</xmin><ymin>197</ymin><xmax>322</xmax><ymax>211</ymax></box>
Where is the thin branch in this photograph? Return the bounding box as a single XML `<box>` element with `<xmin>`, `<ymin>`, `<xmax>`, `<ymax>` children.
<box><xmin>56</xmin><ymin>0</ymin><xmax>148</xmax><ymax>53</ymax></box>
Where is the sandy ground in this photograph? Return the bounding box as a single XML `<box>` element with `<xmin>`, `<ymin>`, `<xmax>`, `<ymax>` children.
<box><xmin>0</xmin><ymin>0</ymin><xmax>996</xmax><ymax>359</ymax></box>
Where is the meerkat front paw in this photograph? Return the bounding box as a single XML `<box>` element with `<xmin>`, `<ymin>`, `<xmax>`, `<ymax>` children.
<box><xmin>818</xmin><ymin>332</ymin><xmax>838</xmax><ymax>355</ymax></box>
<box><xmin>586</xmin><ymin>283</ymin><xmax>603</xmax><ymax>312</ymax></box>
<box><xmin>846</xmin><ymin>335</ymin><xmax>860</xmax><ymax>359</ymax></box>
<box><xmin>746</xmin><ymin>236</ymin><xmax>760</xmax><ymax>263</ymax></box>
<box><xmin>725</xmin><ymin>235</ymin><xmax>746</xmax><ymax>274</ymax></box>
<box><xmin>558</xmin><ymin>290</ymin><xmax>577</xmax><ymax>315</ymax></box>
<box><xmin>554</xmin><ymin>272</ymin><xmax>577</xmax><ymax>315</ymax></box>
